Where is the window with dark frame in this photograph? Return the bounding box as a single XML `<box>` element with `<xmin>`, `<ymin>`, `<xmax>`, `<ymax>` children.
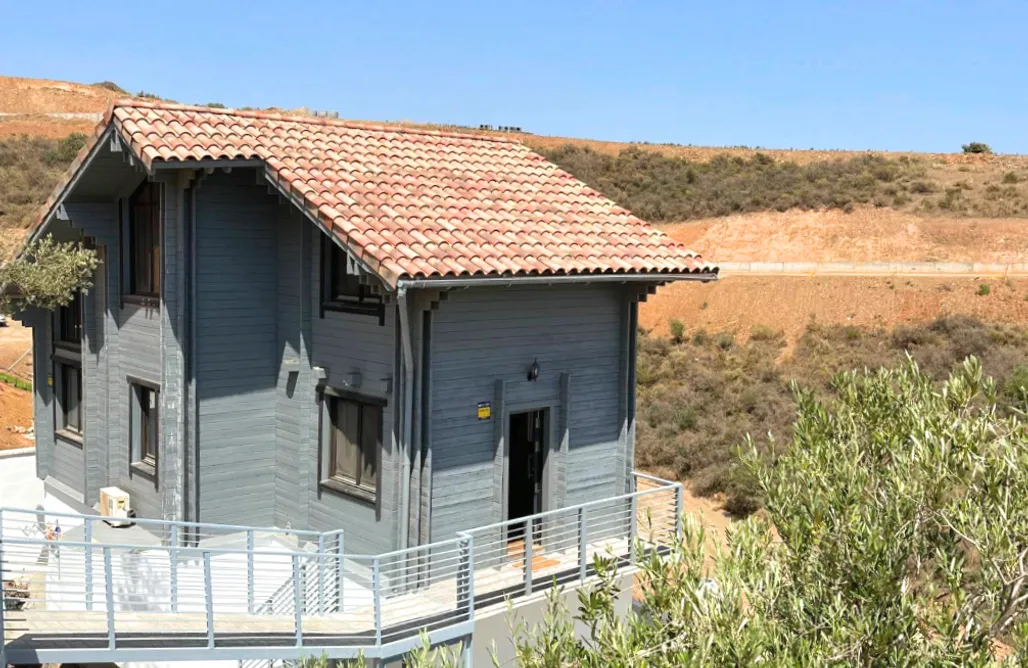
<box><xmin>321</xmin><ymin>237</ymin><xmax>383</xmax><ymax>319</ymax></box>
<box><xmin>322</xmin><ymin>394</ymin><xmax>381</xmax><ymax>499</ymax></box>
<box><xmin>128</xmin><ymin>181</ymin><xmax>162</xmax><ymax>299</ymax></box>
<box><xmin>54</xmin><ymin>292</ymin><xmax>83</xmax><ymax>440</ymax></box>
<box><xmin>130</xmin><ymin>382</ymin><xmax>159</xmax><ymax>471</ymax></box>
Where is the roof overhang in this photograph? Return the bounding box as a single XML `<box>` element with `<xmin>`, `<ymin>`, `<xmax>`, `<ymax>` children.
<box><xmin>395</xmin><ymin>271</ymin><xmax>718</xmax><ymax>290</ymax></box>
<box><xmin>29</xmin><ymin>125</ymin><xmax>121</xmax><ymax>246</ymax></box>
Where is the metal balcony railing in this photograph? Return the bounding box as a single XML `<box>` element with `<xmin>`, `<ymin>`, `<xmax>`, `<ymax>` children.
<box><xmin>1</xmin><ymin>472</ymin><xmax>683</xmax><ymax>663</ymax></box>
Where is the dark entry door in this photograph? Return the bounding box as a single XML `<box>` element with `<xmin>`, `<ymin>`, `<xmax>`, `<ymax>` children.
<box><xmin>508</xmin><ymin>409</ymin><xmax>547</xmax><ymax>538</ymax></box>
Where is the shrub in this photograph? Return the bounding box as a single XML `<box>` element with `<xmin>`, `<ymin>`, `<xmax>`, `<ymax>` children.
<box><xmin>91</xmin><ymin>81</ymin><xmax>127</xmax><ymax>94</ymax></box>
<box><xmin>978</xmin><ymin>283</ymin><xmax>992</xmax><ymax>296</ymax></box>
<box><xmin>668</xmin><ymin>318</ymin><xmax>685</xmax><ymax>344</ymax></box>
<box><xmin>749</xmin><ymin>324</ymin><xmax>782</xmax><ymax>342</ymax></box>
<box><xmin>203</xmin><ymin>102</ymin><xmax>227</xmax><ymax>109</ymax></box>
<box><xmin>1003</xmin><ymin>171</ymin><xmax>1020</xmax><ymax>184</ymax></box>
<box><xmin>962</xmin><ymin>141</ymin><xmax>993</xmax><ymax>154</ymax></box>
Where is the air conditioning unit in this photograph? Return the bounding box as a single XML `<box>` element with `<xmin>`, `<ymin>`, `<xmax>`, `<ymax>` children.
<box><xmin>99</xmin><ymin>487</ymin><xmax>132</xmax><ymax>527</ymax></box>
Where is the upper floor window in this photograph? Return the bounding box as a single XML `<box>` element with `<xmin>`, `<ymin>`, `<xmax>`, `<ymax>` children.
<box><xmin>54</xmin><ymin>292</ymin><xmax>83</xmax><ymax>443</ymax></box>
<box><xmin>129</xmin><ymin>181</ymin><xmax>162</xmax><ymax>299</ymax></box>
<box><xmin>321</xmin><ymin>236</ymin><xmax>383</xmax><ymax>320</ymax></box>
<box><xmin>57</xmin><ymin>291</ymin><xmax>83</xmax><ymax>346</ymax></box>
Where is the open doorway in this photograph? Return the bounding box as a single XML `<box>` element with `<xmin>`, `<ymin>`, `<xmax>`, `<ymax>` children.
<box><xmin>507</xmin><ymin>408</ymin><xmax>548</xmax><ymax>542</ymax></box>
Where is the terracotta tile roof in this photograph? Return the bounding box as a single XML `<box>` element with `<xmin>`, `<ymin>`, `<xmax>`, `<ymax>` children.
<box><xmin>37</xmin><ymin>100</ymin><xmax>716</xmax><ymax>287</ymax></box>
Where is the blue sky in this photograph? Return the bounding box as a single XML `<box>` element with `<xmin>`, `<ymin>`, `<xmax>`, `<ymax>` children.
<box><xmin>3</xmin><ymin>1</ymin><xmax>1026</xmax><ymax>153</ymax></box>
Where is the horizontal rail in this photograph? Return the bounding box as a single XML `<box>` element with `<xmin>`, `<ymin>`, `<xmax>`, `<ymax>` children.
<box><xmin>1</xmin><ymin>472</ymin><xmax>680</xmax><ymax>662</ymax></box>
<box><xmin>0</xmin><ymin>507</ymin><xmax>322</xmax><ymax>540</ymax></box>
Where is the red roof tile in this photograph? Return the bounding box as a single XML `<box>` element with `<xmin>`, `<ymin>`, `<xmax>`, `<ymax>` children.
<box><xmin>36</xmin><ymin>101</ymin><xmax>716</xmax><ymax>287</ymax></box>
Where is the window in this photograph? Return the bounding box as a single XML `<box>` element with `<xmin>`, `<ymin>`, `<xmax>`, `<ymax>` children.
<box><xmin>54</xmin><ymin>293</ymin><xmax>83</xmax><ymax>443</ymax></box>
<box><xmin>57</xmin><ymin>291</ymin><xmax>83</xmax><ymax>345</ymax></box>
<box><xmin>321</xmin><ymin>237</ymin><xmax>383</xmax><ymax>320</ymax></box>
<box><xmin>128</xmin><ymin>181</ymin><xmax>161</xmax><ymax>298</ymax></box>
<box><xmin>321</xmin><ymin>393</ymin><xmax>382</xmax><ymax>501</ymax></box>
<box><xmin>130</xmin><ymin>381</ymin><xmax>159</xmax><ymax>476</ymax></box>
<box><xmin>56</xmin><ymin>363</ymin><xmax>82</xmax><ymax>435</ymax></box>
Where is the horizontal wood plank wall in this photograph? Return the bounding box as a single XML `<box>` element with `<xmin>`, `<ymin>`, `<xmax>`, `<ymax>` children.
<box><xmin>274</xmin><ymin>207</ymin><xmax>309</xmax><ymax>530</ymax></box>
<box><xmin>307</xmin><ymin>228</ymin><xmax>398</xmax><ymax>555</ymax></box>
<box><xmin>429</xmin><ymin>285</ymin><xmax>624</xmax><ymax>542</ymax></box>
<box><xmin>194</xmin><ymin>170</ymin><xmax>278</xmax><ymax>526</ymax></box>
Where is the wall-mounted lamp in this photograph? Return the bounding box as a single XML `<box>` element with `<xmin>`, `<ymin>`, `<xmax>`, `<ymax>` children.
<box><xmin>527</xmin><ymin>358</ymin><xmax>540</xmax><ymax>382</ymax></box>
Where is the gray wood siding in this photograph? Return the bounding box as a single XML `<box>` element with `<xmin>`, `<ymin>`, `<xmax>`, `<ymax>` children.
<box><xmin>429</xmin><ymin>285</ymin><xmax>625</xmax><ymax>542</ymax></box>
<box><xmin>306</xmin><ymin>231</ymin><xmax>398</xmax><ymax>555</ymax></box>
<box><xmin>194</xmin><ymin>171</ymin><xmax>278</xmax><ymax>526</ymax></box>
<box><xmin>115</xmin><ymin>303</ymin><xmax>162</xmax><ymax>519</ymax></box>
<box><xmin>274</xmin><ymin>208</ymin><xmax>308</xmax><ymax>530</ymax></box>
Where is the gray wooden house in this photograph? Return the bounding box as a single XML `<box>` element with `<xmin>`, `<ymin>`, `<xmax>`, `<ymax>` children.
<box><xmin>21</xmin><ymin>101</ymin><xmax>716</xmax><ymax>556</ymax></box>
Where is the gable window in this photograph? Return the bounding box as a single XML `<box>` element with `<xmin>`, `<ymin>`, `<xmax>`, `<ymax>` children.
<box><xmin>128</xmin><ymin>181</ymin><xmax>162</xmax><ymax>299</ymax></box>
<box><xmin>320</xmin><ymin>392</ymin><xmax>383</xmax><ymax>503</ymax></box>
<box><xmin>321</xmin><ymin>236</ymin><xmax>384</xmax><ymax>321</ymax></box>
<box><xmin>53</xmin><ymin>292</ymin><xmax>83</xmax><ymax>444</ymax></box>
<box><xmin>129</xmin><ymin>380</ymin><xmax>159</xmax><ymax>478</ymax></box>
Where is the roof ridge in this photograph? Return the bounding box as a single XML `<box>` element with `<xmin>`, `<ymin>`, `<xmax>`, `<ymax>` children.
<box><xmin>109</xmin><ymin>98</ymin><xmax>523</xmax><ymax>145</ymax></box>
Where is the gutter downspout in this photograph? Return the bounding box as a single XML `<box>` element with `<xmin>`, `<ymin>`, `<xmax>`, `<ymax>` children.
<box><xmin>397</xmin><ymin>288</ymin><xmax>414</xmax><ymax>553</ymax></box>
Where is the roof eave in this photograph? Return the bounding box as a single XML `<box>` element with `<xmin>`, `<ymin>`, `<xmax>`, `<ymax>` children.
<box><xmin>28</xmin><ymin>124</ymin><xmax>118</xmax><ymax>246</ymax></box>
<box><xmin>395</xmin><ymin>271</ymin><xmax>719</xmax><ymax>290</ymax></box>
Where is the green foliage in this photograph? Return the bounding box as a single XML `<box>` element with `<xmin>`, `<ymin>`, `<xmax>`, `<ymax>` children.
<box><xmin>486</xmin><ymin>359</ymin><xmax>1028</xmax><ymax>665</ymax></box>
<box><xmin>541</xmin><ymin>145</ymin><xmax>928</xmax><ymax>222</ymax></box>
<box><xmin>0</xmin><ymin>133</ymin><xmax>86</xmax><ymax>227</ymax></box>
<box><xmin>91</xmin><ymin>81</ymin><xmax>127</xmax><ymax>94</ymax></box>
<box><xmin>203</xmin><ymin>102</ymin><xmax>227</xmax><ymax>109</ymax></box>
<box><xmin>963</xmin><ymin>142</ymin><xmax>994</xmax><ymax>154</ymax></box>
<box><xmin>979</xmin><ymin>283</ymin><xmax>993</xmax><ymax>296</ymax></box>
<box><xmin>668</xmin><ymin>318</ymin><xmax>685</xmax><ymax>344</ymax></box>
<box><xmin>0</xmin><ymin>236</ymin><xmax>100</xmax><ymax>313</ymax></box>
<box><xmin>637</xmin><ymin>316</ymin><xmax>1028</xmax><ymax>513</ymax></box>
<box><xmin>0</xmin><ymin>371</ymin><xmax>31</xmax><ymax>391</ymax></box>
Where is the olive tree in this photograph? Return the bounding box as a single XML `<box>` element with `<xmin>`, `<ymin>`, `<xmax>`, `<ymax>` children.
<box><xmin>357</xmin><ymin>357</ymin><xmax>1028</xmax><ymax>666</ymax></box>
<box><xmin>0</xmin><ymin>235</ymin><xmax>99</xmax><ymax>313</ymax></box>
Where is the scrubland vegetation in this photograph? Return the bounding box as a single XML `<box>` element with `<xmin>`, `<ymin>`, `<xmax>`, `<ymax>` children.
<box><xmin>635</xmin><ymin>315</ymin><xmax>1028</xmax><ymax>514</ymax></box>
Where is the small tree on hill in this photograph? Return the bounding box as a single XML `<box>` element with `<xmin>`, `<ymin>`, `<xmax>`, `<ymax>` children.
<box><xmin>963</xmin><ymin>142</ymin><xmax>993</xmax><ymax>155</ymax></box>
<box><xmin>359</xmin><ymin>357</ymin><xmax>1028</xmax><ymax>666</ymax></box>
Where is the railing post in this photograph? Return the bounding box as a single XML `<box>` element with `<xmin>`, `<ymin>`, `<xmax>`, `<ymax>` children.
<box><xmin>373</xmin><ymin>557</ymin><xmax>382</xmax><ymax>646</ymax></box>
<box><xmin>247</xmin><ymin>529</ymin><xmax>255</xmax><ymax>614</ymax></box>
<box><xmin>85</xmin><ymin>517</ymin><xmax>94</xmax><ymax>611</ymax></box>
<box><xmin>203</xmin><ymin>551</ymin><xmax>215</xmax><ymax>649</ymax></box>
<box><xmin>103</xmin><ymin>546</ymin><xmax>115</xmax><ymax>650</ymax></box>
<box><xmin>292</xmin><ymin>554</ymin><xmax>304</xmax><ymax>647</ymax></box>
<box><xmin>317</xmin><ymin>533</ymin><xmax>326</xmax><ymax>615</ymax></box>
<box><xmin>170</xmin><ymin>524</ymin><xmax>179</xmax><ymax>613</ymax></box>
<box><xmin>578</xmin><ymin>506</ymin><xmax>589</xmax><ymax>581</ymax></box>
<box><xmin>458</xmin><ymin>534</ymin><xmax>475</xmax><ymax>622</ymax></box>
<box><xmin>0</xmin><ymin>536</ymin><xmax>6</xmax><ymax>668</ymax></box>
<box><xmin>336</xmin><ymin>533</ymin><xmax>345</xmax><ymax>613</ymax></box>
<box><xmin>674</xmin><ymin>484</ymin><xmax>684</xmax><ymax>543</ymax></box>
<box><xmin>524</xmin><ymin>520</ymin><xmax>534</xmax><ymax>596</ymax></box>
<box><xmin>629</xmin><ymin>494</ymin><xmax>638</xmax><ymax>565</ymax></box>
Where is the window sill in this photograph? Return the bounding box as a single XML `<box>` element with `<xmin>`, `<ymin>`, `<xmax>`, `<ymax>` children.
<box><xmin>321</xmin><ymin>301</ymin><xmax>385</xmax><ymax>323</ymax></box>
<box><xmin>52</xmin><ymin>344</ymin><xmax>82</xmax><ymax>364</ymax></box>
<box><xmin>130</xmin><ymin>460</ymin><xmax>157</xmax><ymax>483</ymax></box>
<box><xmin>123</xmin><ymin>295</ymin><xmax>160</xmax><ymax>309</ymax></box>
<box><xmin>319</xmin><ymin>477</ymin><xmax>376</xmax><ymax>506</ymax></box>
<box><xmin>55</xmin><ymin>429</ymin><xmax>83</xmax><ymax>448</ymax></box>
